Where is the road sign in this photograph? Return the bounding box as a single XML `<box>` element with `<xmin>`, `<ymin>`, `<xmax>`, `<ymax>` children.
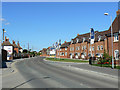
<box><xmin>90</xmin><ymin>28</ymin><xmax>95</xmax><ymax>44</ymax></box>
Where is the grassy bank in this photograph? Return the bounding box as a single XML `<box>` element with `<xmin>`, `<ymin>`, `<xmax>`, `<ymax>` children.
<box><xmin>45</xmin><ymin>58</ymin><xmax>89</xmax><ymax>63</ymax></box>
<box><xmin>92</xmin><ymin>64</ymin><xmax>120</xmax><ymax>69</ymax></box>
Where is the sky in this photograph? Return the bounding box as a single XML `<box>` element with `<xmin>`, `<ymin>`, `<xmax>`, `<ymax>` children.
<box><xmin>2</xmin><ymin>2</ymin><xmax>119</xmax><ymax>51</ymax></box>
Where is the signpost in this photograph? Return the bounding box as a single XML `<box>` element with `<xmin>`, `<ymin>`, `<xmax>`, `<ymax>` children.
<box><xmin>90</xmin><ymin>28</ymin><xmax>95</xmax><ymax>57</ymax></box>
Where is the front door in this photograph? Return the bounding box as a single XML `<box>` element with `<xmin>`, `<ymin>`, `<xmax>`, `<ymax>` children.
<box><xmin>114</xmin><ymin>50</ymin><xmax>119</xmax><ymax>60</ymax></box>
<box><xmin>70</xmin><ymin>55</ymin><xmax>72</xmax><ymax>59</ymax></box>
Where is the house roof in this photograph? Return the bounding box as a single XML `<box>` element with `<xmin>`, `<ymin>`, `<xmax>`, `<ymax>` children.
<box><xmin>12</xmin><ymin>43</ymin><xmax>18</xmax><ymax>48</ymax></box>
<box><xmin>108</xmin><ymin>10</ymin><xmax>120</xmax><ymax>34</ymax></box>
<box><xmin>60</xmin><ymin>42</ymin><xmax>71</xmax><ymax>48</ymax></box>
<box><xmin>70</xmin><ymin>10</ymin><xmax>120</xmax><ymax>44</ymax></box>
<box><xmin>2</xmin><ymin>41</ymin><xmax>13</xmax><ymax>46</ymax></box>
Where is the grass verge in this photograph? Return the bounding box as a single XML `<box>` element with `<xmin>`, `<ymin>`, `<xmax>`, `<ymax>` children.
<box><xmin>45</xmin><ymin>58</ymin><xmax>89</xmax><ymax>63</ymax></box>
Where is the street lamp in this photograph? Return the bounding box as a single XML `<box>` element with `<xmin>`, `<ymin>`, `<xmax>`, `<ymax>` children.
<box><xmin>104</xmin><ymin>13</ymin><xmax>114</xmax><ymax>69</ymax></box>
<box><xmin>2</xmin><ymin>29</ymin><xmax>6</xmax><ymax>41</ymax></box>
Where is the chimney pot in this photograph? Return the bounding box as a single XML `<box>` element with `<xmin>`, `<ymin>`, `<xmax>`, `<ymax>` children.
<box><xmin>116</xmin><ymin>9</ymin><xmax>120</xmax><ymax>16</ymax></box>
<box><xmin>13</xmin><ymin>40</ymin><xmax>15</xmax><ymax>44</ymax></box>
<box><xmin>77</xmin><ymin>33</ymin><xmax>79</xmax><ymax>36</ymax></box>
<box><xmin>6</xmin><ymin>38</ymin><xmax>9</xmax><ymax>41</ymax></box>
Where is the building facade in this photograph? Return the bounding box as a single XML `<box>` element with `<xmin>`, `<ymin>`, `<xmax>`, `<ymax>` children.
<box><xmin>55</xmin><ymin>10</ymin><xmax>120</xmax><ymax>61</ymax></box>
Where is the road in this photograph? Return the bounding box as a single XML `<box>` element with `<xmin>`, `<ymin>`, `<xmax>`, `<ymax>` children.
<box><xmin>2</xmin><ymin>57</ymin><xmax>119</xmax><ymax>88</ymax></box>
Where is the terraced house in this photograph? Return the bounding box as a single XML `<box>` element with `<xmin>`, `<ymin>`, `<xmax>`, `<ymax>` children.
<box><xmin>56</xmin><ymin>9</ymin><xmax>120</xmax><ymax>61</ymax></box>
<box><xmin>56</xmin><ymin>41</ymin><xmax>70</xmax><ymax>58</ymax></box>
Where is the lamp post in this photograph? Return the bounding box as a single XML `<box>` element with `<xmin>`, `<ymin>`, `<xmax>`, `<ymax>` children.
<box><xmin>104</xmin><ymin>13</ymin><xmax>114</xmax><ymax>69</ymax></box>
<box><xmin>2</xmin><ymin>29</ymin><xmax>6</xmax><ymax>41</ymax></box>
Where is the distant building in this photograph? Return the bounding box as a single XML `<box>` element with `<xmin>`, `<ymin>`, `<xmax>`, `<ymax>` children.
<box><xmin>2</xmin><ymin>37</ymin><xmax>13</xmax><ymax>60</ymax></box>
<box><xmin>17</xmin><ymin>41</ymin><xmax>23</xmax><ymax>53</ymax></box>
<box><xmin>12</xmin><ymin>40</ymin><xmax>19</xmax><ymax>57</ymax></box>
<box><xmin>56</xmin><ymin>41</ymin><xmax>70</xmax><ymax>59</ymax></box>
<box><xmin>49</xmin><ymin>46</ymin><xmax>56</xmax><ymax>56</ymax></box>
<box><xmin>41</xmin><ymin>48</ymin><xmax>47</xmax><ymax>56</ymax></box>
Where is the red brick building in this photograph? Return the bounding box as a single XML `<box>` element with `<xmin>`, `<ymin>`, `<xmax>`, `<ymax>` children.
<box><xmin>41</xmin><ymin>48</ymin><xmax>47</xmax><ymax>56</ymax></box>
<box><xmin>2</xmin><ymin>37</ymin><xmax>13</xmax><ymax>60</ymax></box>
<box><xmin>56</xmin><ymin>9</ymin><xmax>120</xmax><ymax>61</ymax></box>
<box><xmin>56</xmin><ymin>41</ymin><xmax>70</xmax><ymax>58</ymax></box>
<box><xmin>12</xmin><ymin>40</ymin><xmax>19</xmax><ymax>54</ymax></box>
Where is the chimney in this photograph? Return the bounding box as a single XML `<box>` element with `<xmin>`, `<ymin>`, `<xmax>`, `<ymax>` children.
<box><xmin>6</xmin><ymin>38</ymin><xmax>9</xmax><ymax>41</ymax></box>
<box><xmin>13</xmin><ymin>40</ymin><xmax>15</xmax><ymax>44</ymax></box>
<box><xmin>64</xmin><ymin>41</ymin><xmax>66</xmax><ymax>43</ymax></box>
<box><xmin>77</xmin><ymin>33</ymin><xmax>79</xmax><ymax>36</ymax></box>
<box><xmin>116</xmin><ymin>9</ymin><xmax>120</xmax><ymax>16</ymax></box>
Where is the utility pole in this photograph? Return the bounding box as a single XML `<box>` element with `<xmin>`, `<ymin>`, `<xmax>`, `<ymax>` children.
<box><xmin>28</xmin><ymin>42</ymin><xmax>30</xmax><ymax>58</ymax></box>
<box><xmin>2</xmin><ymin>29</ymin><xmax>6</xmax><ymax>41</ymax></box>
<box><xmin>28</xmin><ymin>43</ymin><xmax>29</xmax><ymax>51</ymax></box>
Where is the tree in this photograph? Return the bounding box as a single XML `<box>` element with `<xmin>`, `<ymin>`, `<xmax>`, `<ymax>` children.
<box><xmin>23</xmin><ymin>49</ymin><xmax>28</xmax><ymax>53</ymax></box>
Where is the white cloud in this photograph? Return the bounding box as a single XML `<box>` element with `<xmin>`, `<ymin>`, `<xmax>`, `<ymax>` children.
<box><xmin>5</xmin><ymin>22</ymin><xmax>10</xmax><ymax>25</ymax></box>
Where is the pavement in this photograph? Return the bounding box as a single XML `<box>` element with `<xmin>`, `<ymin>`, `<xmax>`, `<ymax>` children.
<box><xmin>44</xmin><ymin>59</ymin><xmax>118</xmax><ymax>77</ymax></box>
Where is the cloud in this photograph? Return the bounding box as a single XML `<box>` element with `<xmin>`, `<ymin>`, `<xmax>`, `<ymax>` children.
<box><xmin>5</xmin><ymin>22</ymin><xmax>10</xmax><ymax>25</ymax></box>
<box><xmin>0</xmin><ymin>18</ymin><xmax>6</xmax><ymax>21</ymax></box>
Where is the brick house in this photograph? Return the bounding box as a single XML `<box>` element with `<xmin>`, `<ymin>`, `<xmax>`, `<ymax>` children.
<box><xmin>106</xmin><ymin>9</ymin><xmax>120</xmax><ymax>60</ymax></box>
<box><xmin>2</xmin><ymin>37</ymin><xmax>13</xmax><ymax>60</ymax></box>
<box><xmin>56</xmin><ymin>41</ymin><xmax>70</xmax><ymax>58</ymax></box>
<box><xmin>48</xmin><ymin>10</ymin><xmax>120</xmax><ymax>62</ymax></box>
<box><xmin>12</xmin><ymin>40</ymin><xmax>19</xmax><ymax>57</ymax></box>
<box><xmin>67</xmin><ymin>9</ymin><xmax>120</xmax><ymax>60</ymax></box>
<box><xmin>41</xmin><ymin>48</ymin><xmax>47</xmax><ymax>56</ymax></box>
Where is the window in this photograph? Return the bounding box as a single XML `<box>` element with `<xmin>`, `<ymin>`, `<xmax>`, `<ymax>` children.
<box><xmin>72</xmin><ymin>47</ymin><xmax>74</xmax><ymax>51</ymax></box>
<box><xmin>65</xmin><ymin>48</ymin><xmax>67</xmax><ymax>50</ymax></box>
<box><xmin>60</xmin><ymin>52</ymin><xmax>64</xmax><ymax>56</ymax></box>
<box><xmin>114</xmin><ymin>50</ymin><xmax>119</xmax><ymax>60</ymax></box>
<box><xmin>101</xmin><ymin>53</ymin><xmax>103</xmax><ymax>57</ymax></box>
<box><xmin>88</xmin><ymin>54</ymin><xmax>91</xmax><ymax>57</ymax></box>
<box><xmin>97</xmin><ymin>46</ymin><xmax>100</xmax><ymax>50</ymax></box>
<box><xmin>82</xmin><ymin>46</ymin><xmax>84</xmax><ymax>50</ymax></box>
<box><xmin>65</xmin><ymin>52</ymin><xmax>67</xmax><ymax>56</ymax></box>
<box><xmin>114</xmin><ymin>33</ymin><xmax>119</xmax><ymax>42</ymax></box>
<box><xmin>76</xmin><ymin>38</ymin><xmax>79</xmax><ymax>43</ymax></box>
<box><xmin>96</xmin><ymin>53</ymin><xmax>100</xmax><ymax>57</ymax></box>
<box><xmin>89</xmin><ymin>46</ymin><xmax>91</xmax><ymax>51</ymax></box>
<box><xmin>101</xmin><ymin>45</ymin><xmax>103</xmax><ymax>50</ymax></box>
<box><xmin>78</xmin><ymin>53</ymin><xmax>80</xmax><ymax>56</ymax></box>
<box><xmin>58</xmin><ymin>52</ymin><xmax>59</xmax><ymax>55</ymax></box>
<box><xmin>71</xmin><ymin>40</ymin><xmax>73</xmax><ymax>44</ymax></box>
<box><xmin>93</xmin><ymin>54</ymin><xmax>94</xmax><ymax>57</ymax></box>
<box><xmin>60</xmin><ymin>49</ymin><xmax>62</xmax><ymax>51</ymax></box>
<box><xmin>98</xmin><ymin>35</ymin><xmax>101</xmax><ymax>41</ymax></box>
<box><xmin>83</xmin><ymin>37</ymin><xmax>85</xmax><ymax>42</ymax></box>
<box><xmin>92</xmin><ymin>46</ymin><xmax>94</xmax><ymax>51</ymax></box>
<box><xmin>70</xmin><ymin>47</ymin><xmax>74</xmax><ymax>51</ymax></box>
<box><xmin>76</xmin><ymin>47</ymin><xmax>80</xmax><ymax>50</ymax></box>
<box><xmin>84</xmin><ymin>46</ymin><xmax>86</xmax><ymax>50</ymax></box>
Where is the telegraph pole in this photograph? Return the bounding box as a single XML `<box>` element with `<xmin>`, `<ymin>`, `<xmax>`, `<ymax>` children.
<box><xmin>28</xmin><ymin>42</ymin><xmax>30</xmax><ymax>58</ymax></box>
<box><xmin>2</xmin><ymin>29</ymin><xmax>6</xmax><ymax>41</ymax></box>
